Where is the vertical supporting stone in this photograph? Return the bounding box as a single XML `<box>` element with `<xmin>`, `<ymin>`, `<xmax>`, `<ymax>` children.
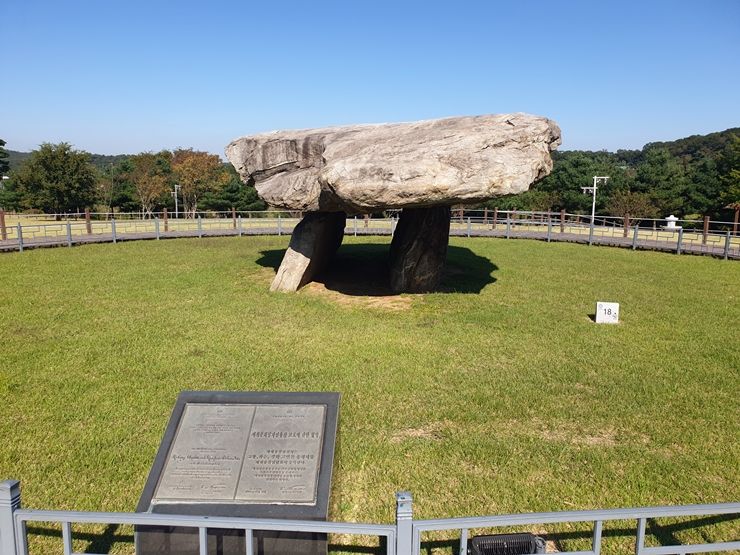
<box><xmin>395</xmin><ymin>492</ymin><xmax>413</xmax><ymax>555</ymax></box>
<box><xmin>703</xmin><ymin>215</ymin><xmax>710</xmax><ymax>245</ymax></box>
<box><xmin>66</xmin><ymin>222</ymin><xmax>73</xmax><ymax>247</ymax></box>
<box><xmin>232</xmin><ymin>207</ymin><xmax>237</xmax><ymax>229</ymax></box>
<box><xmin>389</xmin><ymin>206</ymin><xmax>450</xmax><ymax>293</ymax></box>
<box><xmin>560</xmin><ymin>209</ymin><xmax>566</xmax><ymax>233</ymax></box>
<box><xmin>111</xmin><ymin>219</ymin><xmax>117</xmax><ymax>244</ymax></box>
<box><xmin>623</xmin><ymin>213</ymin><xmax>630</xmax><ymax>238</ymax></box>
<box><xmin>492</xmin><ymin>207</ymin><xmax>498</xmax><ymax>230</ymax></box>
<box><xmin>0</xmin><ymin>480</ymin><xmax>21</xmax><ymax>555</ymax></box>
<box><xmin>17</xmin><ymin>223</ymin><xmax>23</xmax><ymax>252</ymax></box>
<box><xmin>163</xmin><ymin>207</ymin><xmax>169</xmax><ymax>232</ymax></box>
<box><xmin>270</xmin><ymin>212</ymin><xmax>347</xmax><ymax>292</ymax></box>
<box><xmin>155</xmin><ymin>218</ymin><xmax>160</xmax><ymax>240</ymax></box>
<box><xmin>85</xmin><ymin>208</ymin><xmax>92</xmax><ymax>234</ymax></box>
<box><xmin>0</xmin><ymin>210</ymin><xmax>7</xmax><ymax>241</ymax></box>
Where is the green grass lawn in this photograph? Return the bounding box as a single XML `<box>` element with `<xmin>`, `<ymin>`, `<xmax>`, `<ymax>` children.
<box><xmin>0</xmin><ymin>236</ymin><xmax>738</xmax><ymax>554</ymax></box>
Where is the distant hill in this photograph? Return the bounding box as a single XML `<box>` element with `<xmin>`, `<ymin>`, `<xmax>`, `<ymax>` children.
<box><xmin>7</xmin><ymin>150</ymin><xmax>31</xmax><ymax>171</ymax></box>
<box><xmin>7</xmin><ymin>150</ymin><xmax>131</xmax><ymax>172</ymax></box>
<box><xmin>644</xmin><ymin>127</ymin><xmax>739</xmax><ymax>158</ymax></box>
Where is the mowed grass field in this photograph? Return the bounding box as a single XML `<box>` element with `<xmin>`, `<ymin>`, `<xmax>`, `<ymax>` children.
<box><xmin>0</xmin><ymin>235</ymin><xmax>738</xmax><ymax>553</ymax></box>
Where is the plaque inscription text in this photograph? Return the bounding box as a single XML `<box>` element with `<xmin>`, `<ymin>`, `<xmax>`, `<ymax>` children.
<box><xmin>152</xmin><ymin>403</ymin><xmax>326</xmax><ymax>505</ymax></box>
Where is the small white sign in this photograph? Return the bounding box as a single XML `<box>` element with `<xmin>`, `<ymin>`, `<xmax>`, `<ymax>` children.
<box><xmin>595</xmin><ymin>302</ymin><xmax>620</xmax><ymax>324</ymax></box>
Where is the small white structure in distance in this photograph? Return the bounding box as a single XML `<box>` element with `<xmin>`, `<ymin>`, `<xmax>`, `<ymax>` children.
<box><xmin>595</xmin><ymin>302</ymin><xmax>620</xmax><ymax>324</ymax></box>
<box><xmin>665</xmin><ymin>215</ymin><xmax>681</xmax><ymax>229</ymax></box>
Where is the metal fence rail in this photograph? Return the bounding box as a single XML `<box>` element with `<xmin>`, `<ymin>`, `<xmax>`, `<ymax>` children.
<box><xmin>0</xmin><ymin>210</ymin><xmax>738</xmax><ymax>260</ymax></box>
<box><xmin>1</xmin><ymin>481</ymin><xmax>737</xmax><ymax>555</ymax></box>
<box><xmin>411</xmin><ymin>497</ymin><xmax>740</xmax><ymax>555</ymax></box>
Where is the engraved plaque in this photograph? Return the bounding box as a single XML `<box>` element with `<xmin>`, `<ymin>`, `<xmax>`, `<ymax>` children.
<box><xmin>136</xmin><ymin>391</ymin><xmax>339</xmax><ymax>555</ymax></box>
<box><xmin>152</xmin><ymin>403</ymin><xmax>325</xmax><ymax>505</ymax></box>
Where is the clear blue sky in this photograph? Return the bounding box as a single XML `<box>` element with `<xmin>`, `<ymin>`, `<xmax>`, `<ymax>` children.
<box><xmin>2</xmin><ymin>0</ymin><xmax>739</xmax><ymax>156</ymax></box>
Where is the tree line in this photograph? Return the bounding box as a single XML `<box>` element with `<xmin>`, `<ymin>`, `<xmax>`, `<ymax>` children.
<box><xmin>0</xmin><ymin>142</ymin><xmax>265</xmax><ymax>216</ymax></box>
<box><xmin>1</xmin><ymin>127</ymin><xmax>738</xmax><ymax>220</ymax></box>
<box><xmin>486</xmin><ymin>128</ymin><xmax>740</xmax><ymax>221</ymax></box>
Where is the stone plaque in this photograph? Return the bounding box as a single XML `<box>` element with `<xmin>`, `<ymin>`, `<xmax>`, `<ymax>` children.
<box><xmin>136</xmin><ymin>392</ymin><xmax>339</xmax><ymax>555</ymax></box>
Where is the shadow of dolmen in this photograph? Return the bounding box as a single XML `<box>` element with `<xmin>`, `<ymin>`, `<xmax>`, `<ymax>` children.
<box><xmin>256</xmin><ymin>243</ymin><xmax>497</xmax><ymax>296</ymax></box>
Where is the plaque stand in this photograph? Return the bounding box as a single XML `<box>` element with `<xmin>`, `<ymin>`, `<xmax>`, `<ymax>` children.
<box><xmin>135</xmin><ymin>391</ymin><xmax>340</xmax><ymax>555</ymax></box>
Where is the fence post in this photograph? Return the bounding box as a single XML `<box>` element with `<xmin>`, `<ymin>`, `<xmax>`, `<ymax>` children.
<box><xmin>364</xmin><ymin>213</ymin><xmax>369</xmax><ymax>228</ymax></box>
<box><xmin>232</xmin><ymin>207</ymin><xmax>237</xmax><ymax>230</ymax></box>
<box><xmin>483</xmin><ymin>207</ymin><xmax>488</xmax><ymax>225</ymax></box>
<box><xmin>505</xmin><ymin>213</ymin><xmax>511</xmax><ymax>239</ymax></box>
<box><xmin>238</xmin><ymin>216</ymin><xmax>243</xmax><ymax>237</ymax></box>
<box><xmin>702</xmin><ymin>215</ymin><xmax>710</xmax><ymax>245</ymax></box>
<box><xmin>0</xmin><ymin>210</ymin><xmax>6</xmax><ymax>241</ymax></box>
<box><xmin>724</xmin><ymin>231</ymin><xmax>731</xmax><ymax>260</ymax></box>
<box><xmin>66</xmin><ymin>221</ymin><xmax>72</xmax><ymax>247</ymax></box>
<box><xmin>196</xmin><ymin>216</ymin><xmax>202</xmax><ymax>238</ymax></box>
<box><xmin>163</xmin><ymin>207</ymin><xmax>169</xmax><ymax>232</ymax></box>
<box><xmin>492</xmin><ymin>207</ymin><xmax>498</xmax><ymax>230</ymax></box>
<box><xmin>632</xmin><ymin>225</ymin><xmax>639</xmax><ymax>250</ymax></box>
<box><xmin>17</xmin><ymin>223</ymin><xmax>23</xmax><ymax>252</ymax></box>
<box><xmin>85</xmin><ymin>208</ymin><xmax>92</xmax><ymax>235</ymax></box>
<box><xmin>277</xmin><ymin>215</ymin><xmax>282</xmax><ymax>236</ymax></box>
<box><xmin>155</xmin><ymin>218</ymin><xmax>160</xmax><ymax>240</ymax></box>
<box><xmin>623</xmin><ymin>213</ymin><xmax>630</xmax><ymax>238</ymax></box>
<box><xmin>111</xmin><ymin>218</ymin><xmax>117</xmax><ymax>244</ymax></box>
<box><xmin>466</xmin><ymin>217</ymin><xmax>471</xmax><ymax>238</ymax></box>
<box><xmin>547</xmin><ymin>214</ymin><xmax>553</xmax><ymax>242</ymax></box>
<box><xmin>676</xmin><ymin>228</ymin><xmax>683</xmax><ymax>255</ymax></box>
<box><xmin>396</xmin><ymin>491</ymin><xmax>413</xmax><ymax>555</ymax></box>
<box><xmin>0</xmin><ymin>479</ymin><xmax>21</xmax><ymax>555</ymax></box>
<box><xmin>354</xmin><ymin>216</ymin><xmax>358</xmax><ymax>237</ymax></box>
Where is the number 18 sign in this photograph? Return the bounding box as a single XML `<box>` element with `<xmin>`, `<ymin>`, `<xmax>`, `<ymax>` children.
<box><xmin>595</xmin><ymin>301</ymin><xmax>620</xmax><ymax>324</ymax></box>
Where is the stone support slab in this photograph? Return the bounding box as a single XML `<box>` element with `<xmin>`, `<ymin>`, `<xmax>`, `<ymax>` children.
<box><xmin>389</xmin><ymin>206</ymin><xmax>451</xmax><ymax>293</ymax></box>
<box><xmin>270</xmin><ymin>212</ymin><xmax>346</xmax><ymax>292</ymax></box>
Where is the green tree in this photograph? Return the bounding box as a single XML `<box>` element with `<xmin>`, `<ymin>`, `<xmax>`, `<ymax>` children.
<box><xmin>717</xmin><ymin>135</ymin><xmax>740</xmax><ymax>221</ymax></box>
<box><xmin>199</xmin><ymin>165</ymin><xmax>266</xmax><ymax>211</ymax></box>
<box><xmin>12</xmin><ymin>143</ymin><xmax>98</xmax><ymax>216</ymax></box>
<box><xmin>605</xmin><ymin>190</ymin><xmax>659</xmax><ymax>219</ymax></box>
<box><xmin>0</xmin><ymin>139</ymin><xmax>10</xmax><ymax>177</ymax></box>
<box><xmin>635</xmin><ymin>147</ymin><xmax>690</xmax><ymax>215</ymax></box>
<box><xmin>128</xmin><ymin>152</ymin><xmax>172</xmax><ymax>217</ymax></box>
<box><xmin>172</xmin><ymin>149</ymin><xmax>228</xmax><ymax>217</ymax></box>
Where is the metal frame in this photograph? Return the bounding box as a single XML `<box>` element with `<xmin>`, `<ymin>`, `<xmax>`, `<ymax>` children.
<box><xmin>1</xmin><ymin>482</ymin><xmax>737</xmax><ymax>555</ymax></box>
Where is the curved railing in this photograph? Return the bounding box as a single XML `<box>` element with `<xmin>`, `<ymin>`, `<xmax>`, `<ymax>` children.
<box><xmin>0</xmin><ymin>210</ymin><xmax>738</xmax><ymax>260</ymax></box>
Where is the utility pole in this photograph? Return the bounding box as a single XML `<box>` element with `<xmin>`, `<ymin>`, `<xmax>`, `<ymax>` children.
<box><xmin>581</xmin><ymin>176</ymin><xmax>609</xmax><ymax>225</ymax></box>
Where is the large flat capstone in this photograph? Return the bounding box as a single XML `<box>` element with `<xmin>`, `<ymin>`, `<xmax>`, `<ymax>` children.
<box><xmin>226</xmin><ymin>113</ymin><xmax>560</xmax><ymax>213</ymax></box>
<box><xmin>226</xmin><ymin>114</ymin><xmax>560</xmax><ymax>292</ymax></box>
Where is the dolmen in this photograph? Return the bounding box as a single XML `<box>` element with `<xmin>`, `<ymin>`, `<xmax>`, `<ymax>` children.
<box><xmin>226</xmin><ymin>113</ymin><xmax>560</xmax><ymax>293</ymax></box>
